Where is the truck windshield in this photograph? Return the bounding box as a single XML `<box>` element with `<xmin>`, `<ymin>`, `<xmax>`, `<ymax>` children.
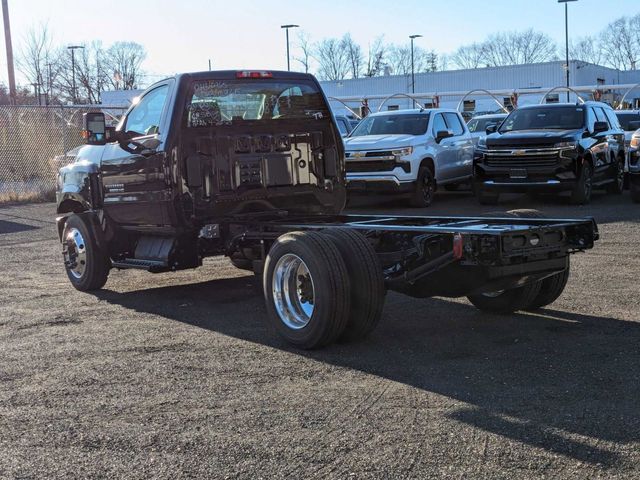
<box><xmin>185</xmin><ymin>79</ymin><xmax>329</xmax><ymax>127</ymax></box>
<box><xmin>350</xmin><ymin>113</ymin><xmax>430</xmax><ymax>137</ymax></box>
<box><xmin>499</xmin><ymin>106</ymin><xmax>584</xmax><ymax>132</ymax></box>
<box><xmin>468</xmin><ymin>116</ymin><xmax>505</xmax><ymax>133</ymax></box>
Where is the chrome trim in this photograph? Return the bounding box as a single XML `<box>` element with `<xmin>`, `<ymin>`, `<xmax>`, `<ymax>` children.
<box><xmin>484</xmin><ymin>180</ymin><xmax>561</xmax><ymax>186</ymax></box>
<box><xmin>346</xmin><ymin>175</ymin><xmax>403</xmax><ymax>185</ymax></box>
<box><xmin>485</xmin><ymin>147</ymin><xmax>561</xmax><ymax>156</ymax></box>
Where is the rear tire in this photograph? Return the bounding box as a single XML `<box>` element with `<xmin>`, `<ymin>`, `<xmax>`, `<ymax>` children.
<box><xmin>263</xmin><ymin>231</ymin><xmax>350</xmax><ymax>349</ymax></box>
<box><xmin>605</xmin><ymin>156</ymin><xmax>625</xmax><ymax>194</ymax></box>
<box><xmin>321</xmin><ymin>228</ymin><xmax>386</xmax><ymax>342</ymax></box>
<box><xmin>61</xmin><ymin>214</ymin><xmax>110</xmax><ymax>291</ymax></box>
<box><xmin>570</xmin><ymin>161</ymin><xmax>593</xmax><ymax>205</ymax></box>
<box><xmin>467</xmin><ymin>282</ymin><xmax>542</xmax><ymax>314</ymax></box>
<box><xmin>410</xmin><ymin>166</ymin><xmax>435</xmax><ymax>207</ymax></box>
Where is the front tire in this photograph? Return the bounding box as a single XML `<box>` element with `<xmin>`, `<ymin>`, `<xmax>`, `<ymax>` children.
<box><xmin>605</xmin><ymin>156</ymin><xmax>625</xmax><ymax>194</ymax></box>
<box><xmin>410</xmin><ymin>166</ymin><xmax>435</xmax><ymax>207</ymax></box>
<box><xmin>570</xmin><ymin>161</ymin><xmax>593</xmax><ymax>205</ymax></box>
<box><xmin>263</xmin><ymin>231</ymin><xmax>350</xmax><ymax>349</ymax></box>
<box><xmin>61</xmin><ymin>214</ymin><xmax>110</xmax><ymax>291</ymax></box>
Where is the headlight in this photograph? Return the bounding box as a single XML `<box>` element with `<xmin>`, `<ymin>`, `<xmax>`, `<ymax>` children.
<box><xmin>631</xmin><ymin>136</ymin><xmax>640</xmax><ymax>149</ymax></box>
<box><xmin>392</xmin><ymin>146</ymin><xmax>413</xmax><ymax>157</ymax></box>
<box><xmin>555</xmin><ymin>141</ymin><xmax>577</xmax><ymax>149</ymax></box>
<box><xmin>476</xmin><ymin>137</ymin><xmax>487</xmax><ymax>150</ymax></box>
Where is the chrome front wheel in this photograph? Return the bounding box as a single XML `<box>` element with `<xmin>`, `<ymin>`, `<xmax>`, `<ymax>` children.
<box><xmin>63</xmin><ymin>227</ymin><xmax>87</xmax><ymax>279</ymax></box>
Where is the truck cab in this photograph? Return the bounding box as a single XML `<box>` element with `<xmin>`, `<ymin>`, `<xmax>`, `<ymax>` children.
<box><xmin>58</xmin><ymin>71</ymin><xmax>346</xmax><ymax>233</ymax></box>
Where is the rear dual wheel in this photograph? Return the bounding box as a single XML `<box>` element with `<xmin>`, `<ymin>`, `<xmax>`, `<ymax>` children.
<box><xmin>263</xmin><ymin>229</ymin><xmax>385</xmax><ymax>349</ymax></box>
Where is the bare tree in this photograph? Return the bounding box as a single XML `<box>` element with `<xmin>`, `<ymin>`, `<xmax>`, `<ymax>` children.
<box><xmin>295</xmin><ymin>31</ymin><xmax>313</xmax><ymax>74</ymax></box>
<box><xmin>363</xmin><ymin>36</ymin><xmax>387</xmax><ymax>77</ymax></box>
<box><xmin>600</xmin><ymin>15</ymin><xmax>640</xmax><ymax>70</ymax></box>
<box><xmin>16</xmin><ymin>23</ymin><xmax>61</xmax><ymax>104</ymax></box>
<box><xmin>482</xmin><ymin>30</ymin><xmax>557</xmax><ymax>67</ymax></box>
<box><xmin>570</xmin><ymin>36</ymin><xmax>604</xmax><ymax>65</ymax></box>
<box><xmin>315</xmin><ymin>38</ymin><xmax>349</xmax><ymax>81</ymax></box>
<box><xmin>103</xmin><ymin>41</ymin><xmax>146</xmax><ymax>90</ymax></box>
<box><xmin>451</xmin><ymin>42</ymin><xmax>485</xmax><ymax>69</ymax></box>
<box><xmin>342</xmin><ymin>34</ymin><xmax>363</xmax><ymax>79</ymax></box>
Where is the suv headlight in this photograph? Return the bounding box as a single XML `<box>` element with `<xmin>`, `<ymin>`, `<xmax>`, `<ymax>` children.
<box><xmin>476</xmin><ymin>137</ymin><xmax>487</xmax><ymax>150</ymax></box>
<box><xmin>631</xmin><ymin>135</ymin><xmax>640</xmax><ymax>149</ymax></box>
<box><xmin>555</xmin><ymin>141</ymin><xmax>577</xmax><ymax>149</ymax></box>
<box><xmin>392</xmin><ymin>146</ymin><xmax>413</xmax><ymax>157</ymax></box>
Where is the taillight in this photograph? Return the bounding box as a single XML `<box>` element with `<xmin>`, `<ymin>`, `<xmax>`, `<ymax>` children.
<box><xmin>236</xmin><ymin>71</ymin><xmax>273</xmax><ymax>79</ymax></box>
<box><xmin>453</xmin><ymin>233</ymin><xmax>464</xmax><ymax>260</ymax></box>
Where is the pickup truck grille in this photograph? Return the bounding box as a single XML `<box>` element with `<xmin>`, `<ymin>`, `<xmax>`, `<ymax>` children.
<box><xmin>484</xmin><ymin>147</ymin><xmax>560</xmax><ymax>168</ymax></box>
<box><xmin>347</xmin><ymin>160</ymin><xmax>397</xmax><ymax>173</ymax></box>
<box><xmin>345</xmin><ymin>151</ymin><xmax>394</xmax><ymax>159</ymax></box>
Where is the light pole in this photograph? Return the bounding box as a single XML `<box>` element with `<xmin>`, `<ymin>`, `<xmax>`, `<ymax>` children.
<box><xmin>280</xmin><ymin>24</ymin><xmax>299</xmax><ymax>71</ymax></box>
<box><xmin>558</xmin><ymin>0</ymin><xmax>577</xmax><ymax>102</ymax></box>
<box><xmin>67</xmin><ymin>45</ymin><xmax>84</xmax><ymax>104</ymax></box>
<box><xmin>409</xmin><ymin>34</ymin><xmax>422</xmax><ymax>94</ymax></box>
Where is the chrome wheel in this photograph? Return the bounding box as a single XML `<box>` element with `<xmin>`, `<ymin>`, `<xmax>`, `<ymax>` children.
<box><xmin>63</xmin><ymin>227</ymin><xmax>87</xmax><ymax>279</ymax></box>
<box><xmin>272</xmin><ymin>253</ymin><xmax>315</xmax><ymax>330</ymax></box>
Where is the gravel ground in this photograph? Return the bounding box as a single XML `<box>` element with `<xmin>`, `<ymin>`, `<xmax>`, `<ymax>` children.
<box><xmin>1</xmin><ymin>189</ymin><xmax>639</xmax><ymax>479</ymax></box>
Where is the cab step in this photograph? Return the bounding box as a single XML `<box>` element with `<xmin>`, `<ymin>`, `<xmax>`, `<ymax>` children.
<box><xmin>111</xmin><ymin>258</ymin><xmax>168</xmax><ymax>272</ymax></box>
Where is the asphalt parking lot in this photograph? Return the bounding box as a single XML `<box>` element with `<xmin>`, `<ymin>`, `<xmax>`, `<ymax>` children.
<box><xmin>1</xmin><ymin>189</ymin><xmax>639</xmax><ymax>479</ymax></box>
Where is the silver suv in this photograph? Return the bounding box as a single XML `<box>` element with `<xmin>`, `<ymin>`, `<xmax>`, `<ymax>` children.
<box><xmin>344</xmin><ymin>108</ymin><xmax>474</xmax><ymax>206</ymax></box>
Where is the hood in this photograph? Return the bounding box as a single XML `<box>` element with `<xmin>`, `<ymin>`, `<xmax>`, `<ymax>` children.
<box><xmin>344</xmin><ymin>134</ymin><xmax>418</xmax><ymax>150</ymax></box>
<box><xmin>487</xmin><ymin>129</ymin><xmax>581</xmax><ymax>147</ymax></box>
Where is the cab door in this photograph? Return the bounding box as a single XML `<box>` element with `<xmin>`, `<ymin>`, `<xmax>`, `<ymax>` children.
<box><xmin>101</xmin><ymin>82</ymin><xmax>173</xmax><ymax>227</ymax></box>
<box><xmin>590</xmin><ymin>106</ymin><xmax>613</xmax><ymax>181</ymax></box>
<box><xmin>443</xmin><ymin>112</ymin><xmax>474</xmax><ymax>181</ymax></box>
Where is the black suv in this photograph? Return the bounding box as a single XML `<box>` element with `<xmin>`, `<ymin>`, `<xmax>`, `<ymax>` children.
<box><xmin>474</xmin><ymin>102</ymin><xmax>625</xmax><ymax>204</ymax></box>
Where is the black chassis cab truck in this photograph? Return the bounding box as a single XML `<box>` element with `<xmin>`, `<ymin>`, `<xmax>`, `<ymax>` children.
<box><xmin>56</xmin><ymin>70</ymin><xmax>599</xmax><ymax>348</ymax></box>
<box><xmin>474</xmin><ymin>101</ymin><xmax>626</xmax><ymax>205</ymax></box>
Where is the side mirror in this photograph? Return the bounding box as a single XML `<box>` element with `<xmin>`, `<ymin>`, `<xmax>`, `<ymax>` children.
<box><xmin>628</xmin><ymin>120</ymin><xmax>640</xmax><ymax>131</ymax></box>
<box><xmin>435</xmin><ymin>129</ymin><xmax>454</xmax><ymax>143</ymax></box>
<box><xmin>82</xmin><ymin>112</ymin><xmax>107</xmax><ymax>145</ymax></box>
<box><xmin>485</xmin><ymin>123</ymin><xmax>498</xmax><ymax>134</ymax></box>
<box><xmin>593</xmin><ymin>121</ymin><xmax>608</xmax><ymax>133</ymax></box>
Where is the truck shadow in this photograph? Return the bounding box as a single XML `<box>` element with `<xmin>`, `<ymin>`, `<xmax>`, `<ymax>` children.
<box><xmin>95</xmin><ymin>275</ymin><xmax>639</xmax><ymax>467</ymax></box>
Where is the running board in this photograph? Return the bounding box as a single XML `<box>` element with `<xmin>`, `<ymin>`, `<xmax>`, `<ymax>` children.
<box><xmin>111</xmin><ymin>258</ymin><xmax>168</xmax><ymax>272</ymax></box>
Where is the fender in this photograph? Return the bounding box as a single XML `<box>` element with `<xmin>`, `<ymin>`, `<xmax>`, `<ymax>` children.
<box><xmin>56</xmin><ymin>159</ymin><xmax>102</xmax><ymax>215</ymax></box>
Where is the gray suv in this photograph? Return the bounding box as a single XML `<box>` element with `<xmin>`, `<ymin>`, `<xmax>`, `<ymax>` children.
<box><xmin>344</xmin><ymin>108</ymin><xmax>474</xmax><ymax>207</ymax></box>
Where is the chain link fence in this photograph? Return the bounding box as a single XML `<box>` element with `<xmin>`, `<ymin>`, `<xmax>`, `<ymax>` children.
<box><xmin>0</xmin><ymin>105</ymin><xmax>127</xmax><ymax>202</ymax></box>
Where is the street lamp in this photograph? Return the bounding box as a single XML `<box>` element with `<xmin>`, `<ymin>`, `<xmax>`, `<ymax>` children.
<box><xmin>67</xmin><ymin>44</ymin><xmax>84</xmax><ymax>104</ymax></box>
<box><xmin>409</xmin><ymin>34</ymin><xmax>423</xmax><ymax>94</ymax></box>
<box><xmin>280</xmin><ymin>24</ymin><xmax>299</xmax><ymax>71</ymax></box>
<box><xmin>558</xmin><ymin>0</ymin><xmax>578</xmax><ymax>102</ymax></box>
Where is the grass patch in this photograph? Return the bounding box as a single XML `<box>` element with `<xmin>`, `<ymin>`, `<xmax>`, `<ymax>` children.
<box><xmin>0</xmin><ymin>188</ymin><xmax>56</xmax><ymax>205</ymax></box>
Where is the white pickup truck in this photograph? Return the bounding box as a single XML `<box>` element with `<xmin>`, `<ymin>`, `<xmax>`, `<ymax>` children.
<box><xmin>343</xmin><ymin>108</ymin><xmax>474</xmax><ymax>206</ymax></box>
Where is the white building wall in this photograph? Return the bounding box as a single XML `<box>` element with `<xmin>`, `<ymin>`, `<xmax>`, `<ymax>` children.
<box><xmin>321</xmin><ymin>61</ymin><xmax>640</xmax><ymax>116</ymax></box>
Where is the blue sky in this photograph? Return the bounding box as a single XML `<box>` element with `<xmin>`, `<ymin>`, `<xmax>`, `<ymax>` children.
<box><xmin>1</xmin><ymin>0</ymin><xmax>639</xmax><ymax>85</ymax></box>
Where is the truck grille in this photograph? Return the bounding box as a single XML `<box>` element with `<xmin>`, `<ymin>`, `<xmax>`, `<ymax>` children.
<box><xmin>347</xmin><ymin>160</ymin><xmax>397</xmax><ymax>173</ymax></box>
<box><xmin>484</xmin><ymin>147</ymin><xmax>560</xmax><ymax>168</ymax></box>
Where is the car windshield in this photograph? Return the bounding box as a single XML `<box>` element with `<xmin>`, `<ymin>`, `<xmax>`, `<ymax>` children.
<box><xmin>350</xmin><ymin>113</ymin><xmax>430</xmax><ymax>137</ymax></box>
<box><xmin>615</xmin><ymin>112</ymin><xmax>640</xmax><ymax>131</ymax></box>
<box><xmin>499</xmin><ymin>106</ymin><xmax>584</xmax><ymax>132</ymax></box>
<box><xmin>468</xmin><ymin>116</ymin><xmax>505</xmax><ymax>133</ymax></box>
<box><xmin>185</xmin><ymin>79</ymin><xmax>329</xmax><ymax>127</ymax></box>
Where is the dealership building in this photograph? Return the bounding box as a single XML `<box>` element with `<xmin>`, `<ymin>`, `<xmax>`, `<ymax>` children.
<box><xmin>320</xmin><ymin>60</ymin><xmax>640</xmax><ymax>117</ymax></box>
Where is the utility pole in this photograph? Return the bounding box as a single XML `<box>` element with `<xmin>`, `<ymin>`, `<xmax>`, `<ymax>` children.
<box><xmin>558</xmin><ymin>0</ymin><xmax>577</xmax><ymax>102</ymax></box>
<box><xmin>67</xmin><ymin>45</ymin><xmax>84</xmax><ymax>104</ymax></box>
<box><xmin>409</xmin><ymin>34</ymin><xmax>422</xmax><ymax>94</ymax></box>
<box><xmin>1</xmin><ymin>0</ymin><xmax>17</xmax><ymax>105</ymax></box>
<box><xmin>280</xmin><ymin>24</ymin><xmax>299</xmax><ymax>71</ymax></box>
<box><xmin>46</xmin><ymin>61</ymin><xmax>52</xmax><ymax>105</ymax></box>
<box><xmin>208</xmin><ymin>59</ymin><xmax>211</xmax><ymax>71</ymax></box>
